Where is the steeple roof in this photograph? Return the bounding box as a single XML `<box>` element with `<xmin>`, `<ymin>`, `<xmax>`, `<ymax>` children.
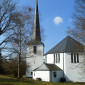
<box><xmin>45</xmin><ymin>36</ymin><xmax>84</xmax><ymax>54</ymax></box>
<box><xmin>32</xmin><ymin>0</ymin><xmax>41</xmax><ymax>42</ymax></box>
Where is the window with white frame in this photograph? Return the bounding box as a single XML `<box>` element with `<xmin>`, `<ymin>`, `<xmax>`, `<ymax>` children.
<box><xmin>54</xmin><ymin>54</ymin><xmax>56</xmax><ymax>63</ymax></box>
<box><xmin>54</xmin><ymin>53</ymin><xmax>60</xmax><ymax>63</ymax></box>
<box><xmin>57</xmin><ymin>53</ymin><xmax>60</xmax><ymax>63</ymax></box>
<box><xmin>44</xmin><ymin>55</ymin><xmax>47</xmax><ymax>63</ymax></box>
<box><xmin>71</xmin><ymin>53</ymin><xmax>79</xmax><ymax>63</ymax></box>
<box><xmin>34</xmin><ymin>72</ymin><xmax>35</xmax><ymax>76</ymax></box>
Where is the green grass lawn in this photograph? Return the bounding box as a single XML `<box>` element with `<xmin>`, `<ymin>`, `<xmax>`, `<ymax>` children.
<box><xmin>0</xmin><ymin>75</ymin><xmax>84</xmax><ymax>85</ymax></box>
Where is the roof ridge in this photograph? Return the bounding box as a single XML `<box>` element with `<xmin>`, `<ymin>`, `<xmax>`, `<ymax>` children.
<box><xmin>33</xmin><ymin>63</ymin><xmax>43</xmax><ymax>71</ymax></box>
<box><xmin>44</xmin><ymin>36</ymin><xmax>67</xmax><ymax>54</ymax></box>
<box><xmin>45</xmin><ymin>63</ymin><xmax>51</xmax><ymax>70</ymax></box>
<box><xmin>45</xmin><ymin>36</ymin><xmax>84</xmax><ymax>54</ymax></box>
<box><xmin>34</xmin><ymin>63</ymin><xmax>62</xmax><ymax>71</ymax></box>
<box><xmin>65</xmin><ymin>36</ymin><xmax>69</xmax><ymax>52</ymax></box>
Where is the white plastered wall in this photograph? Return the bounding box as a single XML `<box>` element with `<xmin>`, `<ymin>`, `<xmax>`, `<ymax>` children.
<box><xmin>26</xmin><ymin>44</ymin><xmax>44</xmax><ymax>77</ymax></box>
<box><xmin>51</xmin><ymin>71</ymin><xmax>63</xmax><ymax>82</ymax></box>
<box><xmin>33</xmin><ymin>71</ymin><xmax>50</xmax><ymax>82</ymax></box>
<box><xmin>44</xmin><ymin>52</ymin><xmax>85</xmax><ymax>82</ymax></box>
<box><xmin>65</xmin><ymin>52</ymin><xmax>85</xmax><ymax>82</ymax></box>
<box><xmin>46</xmin><ymin>53</ymin><xmax>65</xmax><ymax>70</ymax></box>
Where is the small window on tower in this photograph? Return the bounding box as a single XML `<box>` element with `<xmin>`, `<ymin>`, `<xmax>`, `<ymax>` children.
<box><xmin>33</xmin><ymin>46</ymin><xmax>37</xmax><ymax>54</ymax></box>
<box><xmin>31</xmin><ymin>72</ymin><xmax>33</xmax><ymax>75</ymax></box>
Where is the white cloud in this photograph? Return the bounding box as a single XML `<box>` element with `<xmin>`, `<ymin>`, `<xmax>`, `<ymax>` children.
<box><xmin>53</xmin><ymin>16</ymin><xmax>63</xmax><ymax>25</ymax></box>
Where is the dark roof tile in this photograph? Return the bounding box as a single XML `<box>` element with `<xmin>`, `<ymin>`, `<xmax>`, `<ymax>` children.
<box><xmin>45</xmin><ymin>36</ymin><xmax>84</xmax><ymax>54</ymax></box>
<box><xmin>33</xmin><ymin>63</ymin><xmax>62</xmax><ymax>71</ymax></box>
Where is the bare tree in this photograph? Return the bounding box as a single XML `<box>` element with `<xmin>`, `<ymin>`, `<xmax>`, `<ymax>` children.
<box><xmin>0</xmin><ymin>0</ymin><xmax>17</xmax><ymax>46</ymax></box>
<box><xmin>0</xmin><ymin>0</ymin><xmax>18</xmax><ymax>74</ymax></box>
<box><xmin>2</xmin><ymin>57</ymin><xmax>26</xmax><ymax>78</ymax></box>
<box><xmin>70</xmin><ymin>0</ymin><xmax>85</xmax><ymax>74</ymax></box>
<box><xmin>71</xmin><ymin>0</ymin><xmax>85</xmax><ymax>41</ymax></box>
<box><xmin>3</xmin><ymin>7</ymin><xmax>33</xmax><ymax>78</ymax></box>
<box><xmin>0</xmin><ymin>0</ymin><xmax>44</xmax><ymax>78</ymax></box>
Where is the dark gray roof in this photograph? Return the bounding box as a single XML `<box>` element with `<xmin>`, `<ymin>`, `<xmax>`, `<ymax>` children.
<box><xmin>27</xmin><ymin>40</ymin><xmax>44</xmax><ymax>45</ymax></box>
<box><xmin>45</xmin><ymin>36</ymin><xmax>84</xmax><ymax>54</ymax></box>
<box><xmin>32</xmin><ymin>0</ymin><xmax>41</xmax><ymax>42</ymax></box>
<box><xmin>27</xmin><ymin>0</ymin><xmax>43</xmax><ymax>45</ymax></box>
<box><xmin>33</xmin><ymin>63</ymin><xmax>62</xmax><ymax>71</ymax></box>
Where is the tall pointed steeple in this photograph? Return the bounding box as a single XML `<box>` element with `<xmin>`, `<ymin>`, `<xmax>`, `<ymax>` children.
<box><xmin>32</xmin><ymin>0</ymin><xmax>41</xmax><ymax>42</ymax></box>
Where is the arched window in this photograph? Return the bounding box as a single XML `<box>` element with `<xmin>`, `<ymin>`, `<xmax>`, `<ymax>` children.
<box><xmin>31</xmin><ymin>72</ymin><xmax>33</xmax><ymax>75</ymax></box>
<box><xmin>54</xmin><ymin>53</ymin><xmax>60</xmax><ymax>63</ymax></box>
<box><xmin>71</xmin><ymin>53</ymin><xmax>73</xmax><ymax>63</ymax></box>
<box><xmin>74</xmin><ymin>53</ymin><xmax>76</xmax><ymax>63</ymax></box>
<box><xmin>53</xmin><ymin>72</ymin><xmax>57</xmax><ymax>78</ymax></box>
<box><xmin>33</xmin><ymin>46</ymin><xmax>37</xmax><ymax>54</ymax></box>
<box><xmin>71</xmin><ymin>53</ymin><xmax>79</xmax><ymax>63</ymax></box>
<box><xmin>77</xmin><ymin>53</ymin><xmax>79</xmax><ymax>63</ymax></box>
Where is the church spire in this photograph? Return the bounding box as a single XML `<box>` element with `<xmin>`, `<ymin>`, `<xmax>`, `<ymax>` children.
<box><xmin>32</xmin><ymin>0</ymin><xmax>41</xmax><ymax>42</ymax></box>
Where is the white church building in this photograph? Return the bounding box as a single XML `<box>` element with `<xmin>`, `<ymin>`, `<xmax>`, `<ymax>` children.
<box><xmin>26</xmin><ymin>0</ymin><xmax>85</xmax><ymax>82</ymax></box>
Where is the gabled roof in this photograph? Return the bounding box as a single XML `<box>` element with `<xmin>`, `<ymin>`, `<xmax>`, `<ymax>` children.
<box><xmin>33</xmin><ymin>63</ymin><xmax>62</xmax><ymax>71</ymax></box>
<box><xmin>45</xmin><ymin>36</ymin><xmax>84</xmax><ymax>54</ymax></box>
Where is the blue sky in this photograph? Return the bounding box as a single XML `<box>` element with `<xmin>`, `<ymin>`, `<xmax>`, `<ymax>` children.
<box><xmin>16</xmin><ymin>0</ymin><xmax>74</xmax><ymax>53</ymax></box>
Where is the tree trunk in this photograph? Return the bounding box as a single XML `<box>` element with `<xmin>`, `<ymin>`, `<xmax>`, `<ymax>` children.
<box><xmin>18</xmin><ymin>26</ymin><xmax>21</xmax><ymax>79</ymax></box>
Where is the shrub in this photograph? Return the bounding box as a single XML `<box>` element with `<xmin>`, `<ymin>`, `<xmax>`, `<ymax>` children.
<box><xmin>60</xmin><ymin>77</ymin><xmax>66</xmax><ymax>82</ymax></box>
<box><xmin>36</xmin><ymin>78</ymin><xmax>42</xmax><ymax>81</ymax></box>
